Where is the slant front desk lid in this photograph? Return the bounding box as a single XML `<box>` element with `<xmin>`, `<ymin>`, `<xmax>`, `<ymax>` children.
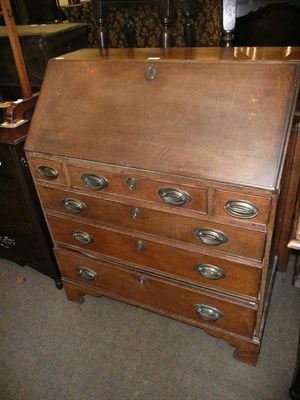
<box><xmin>25</xmin><ymin>47</ymin><xmax>300</xmax><ymax>190</ymax></box>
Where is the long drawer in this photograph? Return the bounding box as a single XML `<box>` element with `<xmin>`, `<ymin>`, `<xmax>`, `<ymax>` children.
<box><xmin>47</xmin><ymin>214</ymin><xmax>261</xmax><ymax>298</ymax></box>
<box><xmin>68</xmin><ymin>163</ymin><xmax>208</xmax><ymax>214</ymax></box>
<box><xmin>39</xmin><ymin>186</ymin><xmax>266</xmax><ymax>261</ymax></box>
<box><xmin>29</xmin><ymin>157</ymin><xmax>272</xmax><ymax>225</ymax></box>
<box><xmin>56</xmin><ymin>247</ymin><xmax>257</xmax><ymax>337</ymax></box>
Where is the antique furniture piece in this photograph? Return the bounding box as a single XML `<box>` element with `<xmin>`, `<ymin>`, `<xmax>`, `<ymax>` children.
<box><xmin>0</xmin><ymin>121</ymin><xmax>62</xmax><ymax>287</ymax></box>
<box><xmin>0</xmin><ymin>22</ymin><xmax>88</xmax><ymax>98</ymax></box>
<box><xmin>25</xmin><ymin>46</ymin><xmax>300</xmax><ymax>364</ymax></box>
<box><xmin>0</xmin><ymin>0</ymin><xmax>61</xmax><ymax>287</ymax></box>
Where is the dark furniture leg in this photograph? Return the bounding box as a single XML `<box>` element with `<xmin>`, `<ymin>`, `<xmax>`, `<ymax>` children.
<box><xmin>290</xmin><ymin>327</ymin><xmax>300</xmax><ymax>400</ymax></box>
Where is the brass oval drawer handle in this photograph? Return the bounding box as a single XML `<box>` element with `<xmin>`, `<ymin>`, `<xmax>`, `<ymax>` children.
<box><xmin>71</xmin><ymin>230</ymin><xmax>94</xmax><ymax>245</ymax></box>
<box><xmin>194</xmin><ymin>304</ymin><xmax>223</xmax><ymax>322</ymax></box>
<box><xmin>0</xmin><ymin>235</ymin><xmax>16</xmax><ymax>249</ymax></box>
<box><xmin>194</xmin><ymin>264</ymin><xmax>226</xmax><ymax>280</ymax></box>
<box><xmin>37</xmin><ymin>165</ymin><xmax>58</xmax><ymax>180</ymax></box>
<box><xmin>81</xmin><ymin>173</ymin><xmax>108</xmax><ymax>191</ymax></box>
<box><xmin>194</xmin><ymin>228</ymin><xmax>228</xmax><ymax>246</ymax></box>
<box><xmin>77</xmin><ymin>267</ymin><xmax>98</xmax><ymax>280</ymax></box>
<box><xmin>64</xmin><ymin>198</ymin><xmax>86</xmax><ymax>214</ymax></box>
<box><xmin>158</xmin><ymin>187</ymin><xmax>191</xmax><ymax>207</ymax></box>
<box><xmin>224</xmin><ymin>200</ymin><xmax>259</xmax><ymax>219</ymax></box>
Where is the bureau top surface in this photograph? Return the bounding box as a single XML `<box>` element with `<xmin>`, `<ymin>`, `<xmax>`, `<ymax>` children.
<box><xmin>25</xmin><ymin>47</ymin><xmax>300</xmax><ymax>190</ymax></box>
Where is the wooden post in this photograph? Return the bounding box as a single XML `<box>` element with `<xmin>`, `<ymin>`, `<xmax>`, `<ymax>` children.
<box><xmin>0</xmin><ymin>0</ymin><xmax>32</xmax><ymax>98</ymax></box>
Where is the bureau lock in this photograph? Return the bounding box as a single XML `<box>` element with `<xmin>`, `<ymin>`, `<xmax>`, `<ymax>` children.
<box><xmin>138</xmin><ymin>276</ymin><xmax>147</xmax><ymax>286</ymax></box>
<box><xmin>135</xmin><ymin>240</ymin><xmax>144</xmax><ymax>251</ymax></box>
<box><xmin>127</xmin><ymin>177</ymin><xmax>137</xmax><ymax>190</ymax></box>
<box><xmin>145</xmin><ymin>65</ymin><xmax>157</xmax><ymax>80</ymax></box>
<box><xmin>131</xmin><ymin>207</ymin><xmax>141</xmax><ymax>220</ymax></box>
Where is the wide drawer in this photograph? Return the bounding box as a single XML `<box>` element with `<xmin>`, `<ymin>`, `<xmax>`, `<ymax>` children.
<box><xmin>68</xmin><ymin>163</ymin><xmax>208</xmax><ymax>214</ymax></box>
<box><xmin>56</xmin><ymin>247</ymin><xmax>257</xmax><ymax>337</ymax></box>
<box><xmin>48</xmin><ymin>214</ymin><xmax>261</xmax><ymax>298</ymax></box>
<box><xmin>39</xmin><ymin>186</ymin><xmax>266</xmax><ymax>261</ymax></box>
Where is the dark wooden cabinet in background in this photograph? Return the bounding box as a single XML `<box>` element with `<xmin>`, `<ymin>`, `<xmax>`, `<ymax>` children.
<box><xmin>0</xmin><ymin>22</ymin><xmax>88</xmax><ymax>99</ymax></box>
<box><xmin>0</xmin><ymin>122</ymin><xmax>62</xmax><ymax>287</ymax></box>
<box><xmin>0</xmin><ymin>2</ymin><xmax>88</xmax><ymax>286</ymax></box>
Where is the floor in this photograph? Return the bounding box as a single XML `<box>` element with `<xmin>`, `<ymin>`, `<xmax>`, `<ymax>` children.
<box><xmin>0</xmin><ymin>255</ymin><xmax>299</xmax><ymax>400</ymax></box>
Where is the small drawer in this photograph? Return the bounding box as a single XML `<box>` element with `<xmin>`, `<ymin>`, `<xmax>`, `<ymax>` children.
<box><xmin>68</xmin><ymin>164</ymin><xmax>207</xmax><ymax>214</ymax></box>
<box><xmin>56</xmin><ymin>247</ymin><xmax>257</xmax><ymax>338</ymax></box>
<box><xmin>40</xmin><ymin>186</ymin><xmax>266</xmax><ymax>261</ymax></box>
<box><xmin>48</xmin><ymin>215</ymin><xmax>261</xmax><ymax>298</ymax></box>
<box><xmin>215</xmin><ymin>190</ymin><xmax>271</xmax><ymax>225</ymax></box>
<box><xmin>28</xmin><ymin>157</ymin><xmax>66</xmax><ymax>186</ymax></box>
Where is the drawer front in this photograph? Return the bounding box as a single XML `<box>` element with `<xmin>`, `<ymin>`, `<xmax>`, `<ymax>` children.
<box><xmin>56</xmin><ymin>248</ymin><xmax>257</xmax><ymax>337</ymax></box>
<box><xmin>28</xmin><ymin>158</ymin><xmax>66</xmax><ymax>186</ymax></box>
<box><xmin>0</xmin><ymin>224</ymin><xmax>43</xmax><ymax>262</ymax></box>
<box><xmin>68</xmin><ymin>164</ymin><xmax>208</xmax><ymax>214</ymax></box>
<box><xmin>48</xmin><ymin>215</ymin><xmax>261</xmax><ymax>298</ymax></box>
<box><xmin>40</xmin><ymin>186</ymin><xmax>266</xmax><ymax>261</ymax></box>
<box><xmin>0</xmin><ymin>146</ymin><xmax>16</xmax><ymax>181</ymax></box>
<box><xmin>215</xmin><ymin>190</ymin><xmax>271</xmax><ymax>225</ymax></box>
<box><xmin>0</xmin><ymin>186</ymin><xmax>31</xmax><ymax>223</ymax></box>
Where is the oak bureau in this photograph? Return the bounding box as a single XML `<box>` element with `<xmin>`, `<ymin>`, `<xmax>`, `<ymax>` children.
<box><xmin>24</xmin><ymin>47</ymin><xmax>300</xmax><ymax>365</ymax></box>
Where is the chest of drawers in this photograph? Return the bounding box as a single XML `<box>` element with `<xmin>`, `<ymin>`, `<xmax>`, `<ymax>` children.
<box><xmin>24</xmin><ymin>47</ymin><xmax>300</xmax><ymax>365</ymax></box>
<box><xmin>0</xmin><ymin>122</ymin><xmax>61</xmax><ymax>287</ymax></box>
